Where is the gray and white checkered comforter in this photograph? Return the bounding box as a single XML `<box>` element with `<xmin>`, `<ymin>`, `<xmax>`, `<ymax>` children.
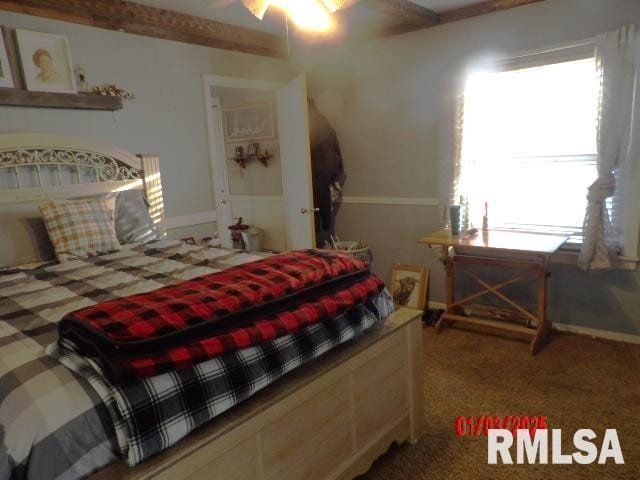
<box><xmin>0</xmin><ymin>240</ymin><xmax>392</xmax><ymax>479</ymax></box>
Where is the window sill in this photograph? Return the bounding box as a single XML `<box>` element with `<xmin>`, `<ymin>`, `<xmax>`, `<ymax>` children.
<box><xmin>486</xmin><ymin>230</ymin><xmax>639</xmax><ymax>271</ymax></box>
<box><xmin>552</xmin><ymin>248</ymin><xmax>639</xmax><ymax>271</ymax></box>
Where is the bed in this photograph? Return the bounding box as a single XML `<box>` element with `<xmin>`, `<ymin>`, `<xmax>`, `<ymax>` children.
<box><xmin>0</xmin><ymin>133</ymin><xmax>424</xmax><ymax>480</ymax></box>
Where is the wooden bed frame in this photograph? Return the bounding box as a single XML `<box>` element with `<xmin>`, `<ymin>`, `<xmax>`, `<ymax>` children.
<box><xmin>94</xmin><ymin>309</ymin><xmax>424</xmax><ymax>480</ymax></box>
<box><xmin>0</xmin><ymin>133</ymin><xmax>426</xmax><ymax>480</ymax></box>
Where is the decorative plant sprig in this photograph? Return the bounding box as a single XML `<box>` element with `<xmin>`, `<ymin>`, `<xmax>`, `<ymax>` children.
<box><xmin>91</xmin><ymin>84</ymin><xmax>135</xmax><ymax>100</ymax></box>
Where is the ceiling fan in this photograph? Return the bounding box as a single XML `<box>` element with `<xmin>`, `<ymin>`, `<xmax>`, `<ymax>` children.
<box><xmin>208</xmin><ymin>0</ymin><xmax>356</xmax><ymax>31</ymax></box>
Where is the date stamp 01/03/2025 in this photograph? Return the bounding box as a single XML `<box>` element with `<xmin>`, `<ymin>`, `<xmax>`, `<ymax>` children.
<box><xmin>454</xmin><ymin>416</ymin><xmax>625</xmax><ymax>465</ymax></box>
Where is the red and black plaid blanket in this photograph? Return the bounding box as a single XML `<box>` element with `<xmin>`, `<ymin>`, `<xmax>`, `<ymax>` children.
<box><xmin>59</xmin><ymin>249</ymin><xmax>384</xmax><ymax>384</ymax></box>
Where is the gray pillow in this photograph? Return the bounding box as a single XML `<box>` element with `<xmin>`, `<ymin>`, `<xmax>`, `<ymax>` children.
<box><xmin>0</xmin><ymin>202</ymin><xmax>55</xmax><ymax>268</ymax></box>
<box><xmin>115</xmin><ymin>189</ymin><xmax>160</xmax><ymax>244</ymax></box>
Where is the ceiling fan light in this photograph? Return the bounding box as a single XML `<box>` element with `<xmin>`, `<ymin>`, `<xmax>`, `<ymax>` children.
<box><xmin>270</xmin><ymin>0</ymin><xmax>333</xmax><ymax>31</ymax></box>
<box><xmin>241</xmin><ymin>0</ymin><xmax>271</xmax><ymax>20</ymax></box>
<box><xmin>319</xmin><ymin>0</ymin><xmax>350</xmax><ymax>13</ymax></box>
<box><xmin>319</xmin><ymin>0</ymin><xmax>338</xmax><ymax>13</ymax></box>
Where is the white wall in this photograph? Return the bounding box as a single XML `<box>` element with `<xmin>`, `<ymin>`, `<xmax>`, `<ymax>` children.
<box><xmin>0</xmin><ymin>11</ymin><xmax>293</xmax><ymax>238</ymax></box>
<box><xmin>307</xmin><ymin>0</ymin><xmax>640</xmax><ymax>336</ymax></box>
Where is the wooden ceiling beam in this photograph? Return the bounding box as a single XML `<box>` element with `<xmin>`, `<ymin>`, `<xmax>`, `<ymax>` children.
<box><xmin>330</xmin><ymin>0</ymin><xmax>547</xmax><ymax>47</ymax></box>
<box><xmin>359</xmin><ymin>0</ymin><xmax>546</xmax><ymax>39</ymax></box>
<box><xmin>359</xmin><ymin>0</ymin><xmax>439</xmax><ymax>27</ymax></box>
<box><xmin>353</xmin><ymin>0</ymin><xmax>545</xmax><ymax>38</ymax></box>
<box><xmin>440</xmin><ymin>0</ymin><xmax>546</xmax><ymax>24</ymax></box>
<box><xmin>0</xmin><ymin>0</ymin><xmax>549</xmax><ymax>55</ymax></box>
<box><xmin>0</xmin><ymin>0</ymin><xmax>287</xmax><ymax>58</ymax></box>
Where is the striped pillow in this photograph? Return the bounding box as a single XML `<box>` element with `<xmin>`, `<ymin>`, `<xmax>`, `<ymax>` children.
<box><xmin>39</xmin><ymin>199</ymin><xmax>121</xmax><ymax>262</ymax></box>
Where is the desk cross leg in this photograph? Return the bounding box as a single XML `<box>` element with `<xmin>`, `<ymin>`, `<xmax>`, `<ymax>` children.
<box><xmin>435</xmin><ymin>251</ymin><xmax>552</xmax><ymax>354</ymax></box>
<box><xmin>420</xmin><ymin>230</ymin><xmax>567</xmax><ymax>355</ymax></box>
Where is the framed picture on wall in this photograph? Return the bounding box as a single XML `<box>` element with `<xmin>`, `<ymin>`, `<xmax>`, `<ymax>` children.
<box><xmin>391</xmin><ymin>264</ymin><xmax>429</xmax><ymax>311</ymax></box>
<box><xmin>224</xmin><ymin>102</ymin><xmax>275</xmax><ymax>142</ymax></box>
<box><xmin>0</xmin><ymin>28</ymin><xmax>15</xmax><ymax>88</ymax></box>
<box><xmin>15</xmin><ymin>29</ymin><xmax>77</xmax><ymax>93</ymax></box>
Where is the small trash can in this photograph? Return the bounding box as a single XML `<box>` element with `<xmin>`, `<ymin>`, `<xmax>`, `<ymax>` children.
<box><xmin>241</xmin><ymin>227</ymin><xmax>265</xmax><ymax>252</ymax></box>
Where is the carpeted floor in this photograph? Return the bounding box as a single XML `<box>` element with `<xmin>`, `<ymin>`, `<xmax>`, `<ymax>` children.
<box><xmin>361</xmin><ymin>325</ymin><xmax>640</xmax><ymax>479</ymax></box>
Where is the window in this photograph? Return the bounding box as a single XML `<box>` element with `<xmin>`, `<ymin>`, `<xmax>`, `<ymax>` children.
<box><xmin>458</xmin><ymin>56</ymin><xmax>600</xmax><ymax>244</ymax></box>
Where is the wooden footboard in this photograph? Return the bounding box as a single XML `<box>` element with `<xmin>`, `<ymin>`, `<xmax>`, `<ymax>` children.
<box><xmin>93</xmin><ymin>308</ymin><xmax>425</xmax><ymax>480</ymax></box>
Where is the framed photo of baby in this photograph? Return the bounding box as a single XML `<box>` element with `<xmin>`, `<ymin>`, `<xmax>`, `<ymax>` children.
<box><xmin>0</xmin><ymin>28</ymin><xmax>15</xmax><ymax>88</ymax></box>
<box><xmin>391</xmin><ymin>264</ymin><xmax>428</xmax><ymax>311</ymax></box>
<box><xmin>15</xmin><ymin>29</ymin><xmax>76</xmax><ymax>93</ymax></box>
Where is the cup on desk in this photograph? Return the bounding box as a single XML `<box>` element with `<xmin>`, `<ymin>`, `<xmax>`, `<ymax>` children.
<box><xmin>450</xmin><ymin>205</ymin><xmax>461</xmax><ymax>235</ymax></box>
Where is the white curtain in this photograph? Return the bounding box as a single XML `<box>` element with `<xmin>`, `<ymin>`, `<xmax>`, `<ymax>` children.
<box><xmin>579</xmin><ymin>25</ymin><xmax>640</xmax><ymax>270</ymax></box>
<box><xmin>439</xmin><ymin>94</ymin><xmax>465</xmax><ymax>227</ymax></box>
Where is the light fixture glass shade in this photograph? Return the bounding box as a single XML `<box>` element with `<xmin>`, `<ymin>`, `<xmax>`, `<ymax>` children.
<box><xmin>241</xmin><ymin>0</ymin><xmax>271</xmax><ymax>20</ymax></box>
<box><xmin>319</xmin><ymin>0</ymin><xmax>351</xmax><ymax>13</ymax></box>
<box><xmin>280</xmin><ymin>0</ymin><xmax>332</xmax><ymax>30</ymax></box>
<box><xmin>242</xmin><ymin>0</ymin><xmax>353</xmax><ymax>25</ymax></box>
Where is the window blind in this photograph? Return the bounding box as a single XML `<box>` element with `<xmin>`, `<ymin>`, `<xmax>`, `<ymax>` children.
<box><xmin>458</xmin><ymin>58</ymin><xmax>602</xmax><ymax>243</ymax></box>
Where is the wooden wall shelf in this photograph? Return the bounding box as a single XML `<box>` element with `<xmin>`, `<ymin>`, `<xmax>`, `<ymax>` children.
<box><xmin>229</xmin><ymin>154</ymin><xmax>272</xmax><ymax>169</ymax></box>
<box><xmin>0</xmin><ymin>88</ymin><xmax>124</xmax><ymax>111</ymax></box>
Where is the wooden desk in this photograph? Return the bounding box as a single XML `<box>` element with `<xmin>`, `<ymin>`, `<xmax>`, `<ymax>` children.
<box><xmin>419</xmin><ymin>229</ymin><xmax>568</xmax><ymax>354</ymax></box>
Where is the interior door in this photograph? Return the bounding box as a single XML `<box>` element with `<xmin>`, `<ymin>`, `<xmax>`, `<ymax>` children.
<box><xmin>277</xmin><ymin>74</ymin><xmax>316</xmax><ymax>250</ymax></box>
<box><xmin>208</xmin><ymin>98</ymin><xmax>234</xmax><ymax>247</ymax></box>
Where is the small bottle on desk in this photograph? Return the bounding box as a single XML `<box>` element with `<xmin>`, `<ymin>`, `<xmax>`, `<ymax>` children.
<box><xmin>482</xmin><ymin>202</ymin><xmax>489</xmax><ymax>232</ymax></box>
<box><xmin>482</xmin><ymin>202</ymin><xmax>489</xmax><ymax>243</ymax></box>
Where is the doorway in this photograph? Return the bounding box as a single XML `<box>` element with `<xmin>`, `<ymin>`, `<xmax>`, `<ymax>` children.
<box><xmin>202</xmin><ymin>74</ymin><xmax>316</xmax><ymax>251</ymax></box>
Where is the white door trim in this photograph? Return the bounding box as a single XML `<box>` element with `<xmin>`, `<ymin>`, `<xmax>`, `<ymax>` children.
<box><xmin>202</xmin><ymin>74</ymin><xmax>283</xmax><ymax>91</ymax></box>
<box><xmin>277</xmin><ymin>73</ymin><xmax>315</xmax><ymax>250</ymax></box>
<box><xmin>202</xmin><ymin>89</ymin><xmax>232</xmax><ymax>246</ymax></box>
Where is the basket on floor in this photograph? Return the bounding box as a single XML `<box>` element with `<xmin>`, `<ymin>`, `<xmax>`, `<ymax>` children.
<box><xmin>334</xmin><ymin>241</ymin><xmax>372</xmax><ymax>265</ymax></box>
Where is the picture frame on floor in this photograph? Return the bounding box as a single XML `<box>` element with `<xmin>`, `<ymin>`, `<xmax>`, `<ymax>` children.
<box><xmin>391</xmin><ymin>264</ymin><xmax>428</xmax><ymax>311</ymax></box>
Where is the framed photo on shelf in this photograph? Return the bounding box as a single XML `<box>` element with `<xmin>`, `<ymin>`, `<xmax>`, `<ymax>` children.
<box><xmin>391</xmin><ymin>264</ymin><xmax>428</xmax><ymax>311</ymax></box>
<box><xmin>224</xmin><ymin>102</ymin><xmax>275</xmax><ymax>142</ymax></box>
<box><xmin>0</xmin><ymin>28</ymin><xmax>15</xmax><ymax>88</ymax></box>
<box><xmin>15</xmin><ymin>29</ymin><xmax>77</xmax><ymax>93</ymax></box>
<box><xmin>247</xmin><ymin>142</ymin><xmax>259</xmax><ymax>157</ymax></box>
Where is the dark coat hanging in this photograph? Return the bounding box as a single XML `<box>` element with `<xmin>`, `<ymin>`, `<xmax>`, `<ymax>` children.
<box><xmin>308</xmin><ymin>99</ymin><xmax>346</xmax><ymax>247</ymax></box>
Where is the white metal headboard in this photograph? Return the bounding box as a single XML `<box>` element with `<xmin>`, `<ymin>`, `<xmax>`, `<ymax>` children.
<box><xmin>0</xmin><ymin>133</ymin><xmax>165</xmax><ymax>231</ymax></box>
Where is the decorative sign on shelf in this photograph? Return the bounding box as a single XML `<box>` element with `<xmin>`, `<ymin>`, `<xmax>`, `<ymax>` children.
<box><xmin>224</xmin><ymin>102</ymin><xmax>275</xmax><ymax>142</ymax></box>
